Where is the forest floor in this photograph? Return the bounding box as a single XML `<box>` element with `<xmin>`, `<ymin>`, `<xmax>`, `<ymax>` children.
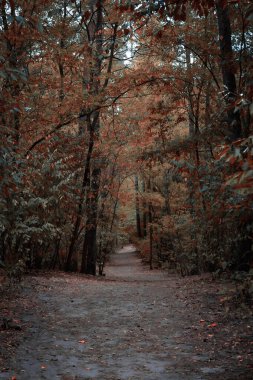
<box><xmin>0</xmin><ymin>245</ymin><xmax>252</xmax><ymax>380</ymax></box>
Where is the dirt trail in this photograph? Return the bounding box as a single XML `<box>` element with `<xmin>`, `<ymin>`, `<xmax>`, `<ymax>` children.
<box><xmin>0</xmin><ymin>246</ymin><xmax>252</xmax><ymax>380</ymax></box>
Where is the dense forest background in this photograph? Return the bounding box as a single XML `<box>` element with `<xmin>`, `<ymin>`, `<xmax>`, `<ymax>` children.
<box><xmin>0</xmin><ymin>0</ymin><xmax>252</xmax><ymax>291</ymax></box>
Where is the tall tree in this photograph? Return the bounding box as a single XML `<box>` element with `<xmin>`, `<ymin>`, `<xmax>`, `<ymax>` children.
<box><xmin>216</xmin><ymin>0</ymin><xmax>242</xmax><ymax>140</ymax></box>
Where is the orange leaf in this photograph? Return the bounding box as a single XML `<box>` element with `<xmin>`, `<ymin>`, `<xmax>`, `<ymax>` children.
<box><xmin>78</xmin><ymin>339</ymin><xmax>87</xmax><ymax>344</ymax></box>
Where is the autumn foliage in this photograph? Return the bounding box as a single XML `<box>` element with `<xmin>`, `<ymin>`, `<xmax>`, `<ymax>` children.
<box><xmin>0</xmin><ymin>0</ymin><xmax>252</xmax><ymax>289</ymax></box>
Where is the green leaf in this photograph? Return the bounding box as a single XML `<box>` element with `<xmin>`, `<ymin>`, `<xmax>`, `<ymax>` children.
<box><xmin>37</xmin><ymin>20</ymin><xmax>44</xmax><ymax>33</ymax></box>
<box><xmin>15</xmin><ymin>15</ymin><xmax>25</xmax><ymax>25</ymax></box>
<box><xmin>0</xmin><ymin>71</ymin><xmax>7</xmax><ymax>79</ymax></box>
<box><xmin>7</xmin><ymin>15</ymin><xmax>14</xmax><ymax>23</ymax></box>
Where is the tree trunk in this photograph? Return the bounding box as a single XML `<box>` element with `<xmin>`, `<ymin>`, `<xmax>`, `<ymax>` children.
<box><xmin>216</xmin><ymin>0</ymin><xmax>241</xmax><ymax>140</ymax></box>
<box><xmin>51</xmin><ymin>238</ymin><xmax>61</xmax><ymax>270</ymax></box>
<box><xmin>162</xmin><ymin>170</ymin><xmax>171</xmax><ymax>215</ymax></box>
<box><xmin>0</xmin><ymin>231</ymin><xmax>6</xmax><ymax>263</ymax></box>
<box><xmin>142</xmin><ymin>180</ymin><xmax>147</xmax><ymax>237</ymax></box>
<box><xmin>147</xmin><ymin>175</ymin><xmax>153</xmax><ymax>270</ymax></box>
<box><xmin>65</xmin><ymin>116</ymin><xmax>94</xmax><ymax>271</ymax></box>
<box><xmin>81</xmin><ymin>165</ymin><xmax>100</xmax><ymax>275</ymax></box>
<box><xmin>135</xmin><ymin>176</ymin><xmax>142</xmax><ymax>238</ymax></box>
<box><xmin>149</xmin><ymin>201</ymin><xmax>153</xmax><ymax>270</ymax></box>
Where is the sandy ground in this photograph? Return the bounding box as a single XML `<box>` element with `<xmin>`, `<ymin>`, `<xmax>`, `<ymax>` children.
<box><xmin>0</xmin><ymin>245</ymin><xmax>252</xmax><ymax>380</ymax></box>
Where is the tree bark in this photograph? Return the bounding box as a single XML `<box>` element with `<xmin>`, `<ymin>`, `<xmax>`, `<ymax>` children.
<box><xmin>142</xmin><ymin>180</ymin><xmax>147</xmax><ymax>238</ymax></box>
<box><xmin>80</xmin><ymin>0</ymin><xmax>104</xmax><ymax>275</ymax></box>
<box><xmin>65</xmin><ymin>115</ymin><xmax>95</xmax><ymax>271</ymax></box>
<box><xmin>135</xmin><ymin>176</ymin><xmax>142</xmax><ymax>238</ymax></box>
<box><xmin>147</xmin><ymin>175</ymin><xmax>153</xmax><ymax>270</ymax></box>
<box><xmin>81</xmin><ymin>164</ymin><xmax>100</xmax><ymax>275</ymax></box>
<box><xmin>216</xmin><ymin>0</ymin><xmax>241</xmax><ymax>140</ymax></box>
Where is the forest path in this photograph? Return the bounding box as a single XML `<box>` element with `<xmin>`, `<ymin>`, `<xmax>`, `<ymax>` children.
<box><xmin>1</xmin><ymin>246</ymin><xmax>252</xmax><ymax>380</ymax></box>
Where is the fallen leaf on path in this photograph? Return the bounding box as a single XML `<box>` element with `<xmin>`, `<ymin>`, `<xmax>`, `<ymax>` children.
<box><xmin>208</xmin><ymin>322</ymin><xmax>218</xmax><ymax>328</ymax></box>
<box><xmin>78</xmin><ymin>339</ymin><xmax>87</xmax><ymax>344</ymax></box>
<box><xmin>219</xmin><ymin>296</ymin><xmax>231</xmax><ymax>303</ymax></box>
